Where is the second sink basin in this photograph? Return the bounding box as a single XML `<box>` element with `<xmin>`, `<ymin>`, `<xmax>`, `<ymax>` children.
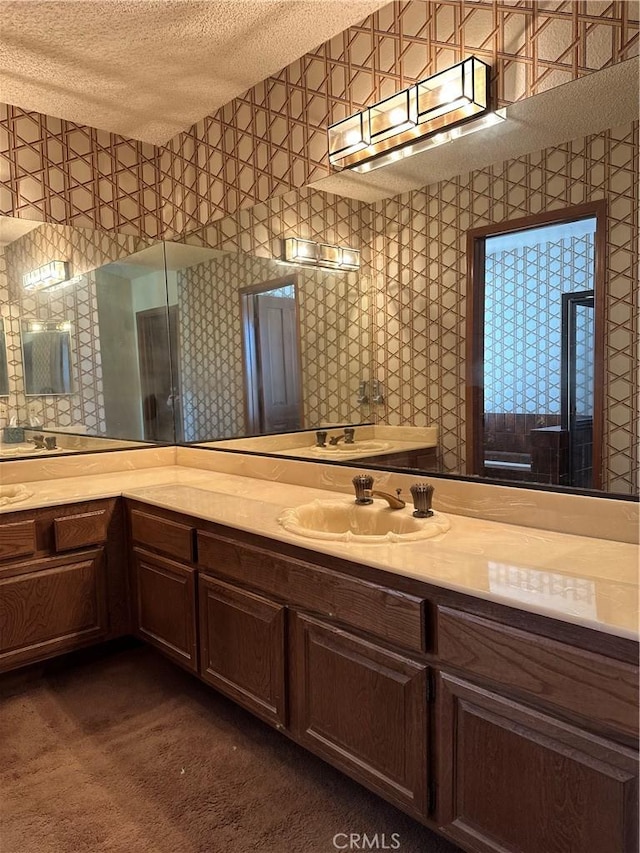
<box><xmin>278</xmin><ymin>498</ymin><xmax>450</xmax><ymax>543</ymax></box>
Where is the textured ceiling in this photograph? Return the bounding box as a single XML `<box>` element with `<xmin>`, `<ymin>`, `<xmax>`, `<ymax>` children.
<box><xmin>0</xmin><ymin>0</ymin><xmax>386</xmax><ymax>145</ymax></box>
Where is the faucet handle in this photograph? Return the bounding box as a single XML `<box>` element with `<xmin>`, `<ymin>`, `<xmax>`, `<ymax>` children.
<box><xmin>315</xmin><ymin>430</ymin><xmax>328</xmax><ymax>447</ymax></box>
<box><xmin>344</xmin><ymin>427</ymin><xmax>355</xmax><ymax>444</ymax></box>
<box><xmin>352</xmin><ymin>474</ymin><xmax>374</xmax><ymax>505</ymax></box>
<box><xmin>410</xmin><ymin>482</ymin><xmax>434</xmax><ymax>518</ymax></box>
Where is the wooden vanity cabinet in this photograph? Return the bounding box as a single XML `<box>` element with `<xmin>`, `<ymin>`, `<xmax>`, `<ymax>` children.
<box><xmin>0</xmin><ymin>499</ymin><xmax>125</xmax><ymax>673</ymax></box>
<box><xmin>123</xmin><ymin>502</ymin><xmax>639</xmax><ymax>852</ymax></box>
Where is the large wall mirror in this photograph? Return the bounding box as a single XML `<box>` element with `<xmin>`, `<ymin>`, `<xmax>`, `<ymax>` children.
<box><xmin>0</xmin><ymin>63</ymin><xmax>636</xmax><ymax>496</ymax></box>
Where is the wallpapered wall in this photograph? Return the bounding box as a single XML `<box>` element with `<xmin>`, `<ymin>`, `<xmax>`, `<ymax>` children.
<box><xmin>0</xmin><ymin>225</ymin><xmax>152</xmax><ymax>431</ymax></box>
<box><xmin>1</xmin><ymin>1</ymin><xmax>637</xmax><ymax>234</ymax></box>
<box><xmin>182</xmin><ymin>121</ymin><xmax>638</xmax><ymax>494</ymax></box>
<box><xmin>0</xmin><ymin>1</ymin><xmax>637</xmax><ymax>491</ymax></box>
<box><xmin>177</xmin><ymin>253</ymin><xmax>369</xmax><ymax>442</ymax></box>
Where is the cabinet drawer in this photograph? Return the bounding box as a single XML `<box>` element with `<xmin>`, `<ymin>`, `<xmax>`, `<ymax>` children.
<box><xmin>198</xmin><ymin>531</ymin><xmax>427</xmax><ymax>652</ymax></box>
<box><xmin>130</xmin><ymin>509</ymin><xmax>194</xmax><ymax>563</ymax></box>
<box><xmin>0</xmin><ymin>520</ymin><xmax>36</xmax><ymax>562</ymax></box>
<box><xmin>54</xmin><ymin>510</ymin><xmax>109</xmax><ymax>552</ymax></box>
<box><xmin>437</xmin><ymin>607</ymin><xmax>639</xmax><ymax>738</ymax></box>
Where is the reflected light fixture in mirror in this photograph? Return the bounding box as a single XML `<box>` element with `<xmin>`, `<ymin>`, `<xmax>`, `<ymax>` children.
<box><xmin>22</xmin><ymin>260</ymin><xmax>71</xmax><ymax>291</ymax></box>
<box><xmin>282</xmin><ymin>237</ymin><xmax>361</xmax><ymax>271</ymax></box>
<box><xmin>328</xmin><ymin>55</ymin><xmax>505</xmax><ymax>173</ymax></box>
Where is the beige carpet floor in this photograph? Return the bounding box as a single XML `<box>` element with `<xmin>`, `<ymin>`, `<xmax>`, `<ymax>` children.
<box><xmin>0</xmin><ymin>645</ymin><xmax>461</xmax><ymax>853</ymax></box>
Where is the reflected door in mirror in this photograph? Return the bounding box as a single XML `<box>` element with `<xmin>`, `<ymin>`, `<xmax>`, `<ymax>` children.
<box><xmin>241</xmin><ymin>280</ymin><xmax>303</xmax><ymax>434</ymax></box>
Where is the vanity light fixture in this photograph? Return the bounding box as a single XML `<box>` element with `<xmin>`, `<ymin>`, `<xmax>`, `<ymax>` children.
<box><xmin>328</xmin><ymin>56</ymin><xmax>504</xmax><ymax>173</ymax></box>
<box><xmin>23</xmin><ymin>260</ymin><xmax>71</xmax><ymax>292</ymax></box>
<box><xmin>282</xmin><ymin>237</ymin><xmax>360</xmax><ymax>271</ymax></box>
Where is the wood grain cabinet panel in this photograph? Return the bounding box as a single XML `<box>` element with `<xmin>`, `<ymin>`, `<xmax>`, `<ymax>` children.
<box><xmin>197</xmin><ymin>531</ymin><xmax>427</xmax><ymax>652</ymax></box>
<box><xmin>132</xmin><ymin>548</ymin><xmax>198</xmax><ymax>672</ymax></box>
<box><xmin>0</xmin><ymin>520</ymin><xmax>36</xmax><ymax>562</ymax></box>
<box><xmin>198</xmin><ymin>575</ymin><xmax>286</xmax><ymax>728</ymax></box>
<box><xmin>437</xmin><ymin>607</ymin><xmax>639</xmax><ymax>738</ymax></box>
<box><xmin>130</xmin><ymin>509</ymin><xmax>194</xmax><ymax>563</ymax></box>
<box><xmin>0</xmin><ymin>550</ymin><xmax>107</xmax><ymax>672</ymax></box>
<box><xmin>437</xmin><ymin>672</ymin><xmax>639</xmax><ymax>853</ymax></box>
<box><xmin>54</xmin><ymin>510</ymin><xmax>108</xmax><ymax>552</ymax></box>
<box><xmin>290</xmin><ymin>611</ymin><xmax>430</xmax><ymax>820</ymax></box>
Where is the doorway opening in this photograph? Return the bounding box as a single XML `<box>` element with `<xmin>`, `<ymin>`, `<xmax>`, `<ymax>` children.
<box><xmin>467</xmin><ymin>202</ymin><xmax>605</xmax><ymax>490</ymax></box>
<box><xmin>240</xmin><ymin>277</ymin><xmax>303</xmax><ymax>434</ymax></box>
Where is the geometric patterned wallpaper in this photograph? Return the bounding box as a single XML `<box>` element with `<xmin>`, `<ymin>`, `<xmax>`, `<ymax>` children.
<box><xmin>484</xmin><ymin>232</ymin><xmax>595</xmax><ymax>414</ymax></box>
<box><xmin>160</xmin><ymin>0</ymin><xmax>639</xmax><ymax>235</ymax></box>
<box><xmin>0</xmin><ymin>1</ymin><xmax>637</xmax><ymax>494</ymax></box>
<box><xmin>370</xmin><ymin>121</ymin><xmax>638</xmax><ymax>495</ymax></box>
<box><xmin>0</xmin><ymin>103</ymin><xmax>163</xmax><ymax>235</ymax></box>
<box><xmin>181</xmin><ymin>121</ymin><xmax>638</xmax><ymax>495</ymax></box>
<box><xmin>1</xmin><ymin>2</ymin><xmax>637</xmax><ymax>236</ymax></box>
<box><xmin>177</xmin><ymin>251</ymin><xmax>370</xmax><ymax>441</ymax></box>
<box><xmin>0</xmin><ymin>224</ymin><xmax>153</xmax><ymax>432</ymax></box>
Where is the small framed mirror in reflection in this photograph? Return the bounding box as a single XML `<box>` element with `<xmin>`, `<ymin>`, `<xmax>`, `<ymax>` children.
<box><xmin>20</xmin><ymin>318</ymin><xmax>74</xmax><ymax>395</ymax></box>
<box><xmin>0</xmin><ymin>318</ymin><xmax>9</xmax><ymax>396</ymax></box>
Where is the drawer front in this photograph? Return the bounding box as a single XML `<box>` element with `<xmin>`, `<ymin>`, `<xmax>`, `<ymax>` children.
<box><xmin>437</xmin><ymin>607</ymin><xmax>639</xmax><ymax>738</ymax></box>
<box><xmin>0</xmin><ymin>520</ymin><xmax>36</xmax><ymax>562</ymax></box>
<box><xmin>198</xmin><ymin>531</ymin><xmax>426</xmax><ymax>652</ymax></box>
<box><xmin>130</xmin><ymin>509</ymin><xmax>194</xmax><ymax>563</ymax></box>
<box><xmin>54</xmin><ymin>510</ymin><xmax>109</xmax><ymax>552</ymax></box>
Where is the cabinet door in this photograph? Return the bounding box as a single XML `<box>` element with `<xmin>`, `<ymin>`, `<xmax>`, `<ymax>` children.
<box><xmin>437</xmin><ymin>672</ymin><xmax>639</xmax><ymax>853</ymax></box>
<box><xmin>132</xmin><ymin>548</ymin><xmax>198</xmax><ymax>672</ymax></box>
<box><xmin>198</xmin><ymin>575</ymin><xmax>286</xmax><ymax>728</ymax></box>
<box><xmin>0</xmin><ymin>550</ymin><xmax>107</xmax><ymax>672</ymax></box>
<box><xmin>290</xmin><ymin>611</ymin><xmax>430</xmax><ymax>819</ymax></box>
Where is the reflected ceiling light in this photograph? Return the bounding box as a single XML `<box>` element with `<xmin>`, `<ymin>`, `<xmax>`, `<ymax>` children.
<box><xmin>328</xmin><ymin>56</ymin><xmax>504</xmax><ymax>173</ymax></box>
<box><xmin>23</xmin><ymin>260</ymin><xmax>71</xmax><ymax>291</ymax></box>
<box><xmin>282</xmin><ymin>238</ymin><xmax>360</xmax><ymax>271</ymax></box>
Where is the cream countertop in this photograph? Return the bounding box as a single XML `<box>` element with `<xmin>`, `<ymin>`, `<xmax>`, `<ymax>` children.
<box><xmin>1</xmin><ymin>463</ymin><xmax>637</xmax><ymax>641</ymax></box>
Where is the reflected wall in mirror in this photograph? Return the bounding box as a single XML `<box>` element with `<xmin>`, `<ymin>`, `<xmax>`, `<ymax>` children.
<box><xmin>21</xmin><ymin>318</ymin><xmax>74</xmax><ymax>395</ymax></box>
<box><xmin>0</xmin><ymin>218</ymin><xmax>169</xmax><ymax>454</ymax></box>
<box><xmin>0</xmin><ymin>318</ymin><xmax>8</xmax><ymax>396</ymax></box>
<box><xmin>164</xmin><ymin>240</ymin><xmax>371</xmax><ymax>443</ymax></box>
<box><xmin>173</xmin><ymin>74</ymin><xmax>637</xmax><ymax>496</ymax></box>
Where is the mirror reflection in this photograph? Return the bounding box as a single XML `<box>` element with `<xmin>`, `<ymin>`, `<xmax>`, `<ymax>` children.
<box><xmin>21</xmin><ymin>319</ymin><xmax>74</xmax><ymax>395</ymax></box>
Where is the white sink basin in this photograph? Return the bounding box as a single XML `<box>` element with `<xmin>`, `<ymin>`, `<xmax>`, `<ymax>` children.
<box><xmin>0</xmin><ymin>484</ymin><xmax>33</xmax><ymax>507</ymax></box>
<box><xmin>278</xmin><ymin>498</ymin><xmax>450</xmax><ymax>543</ymax></box>
<box><xmin>309</xmin><ymin>440</ymin><xmax>390</xmax><ymax>455</ymax></box>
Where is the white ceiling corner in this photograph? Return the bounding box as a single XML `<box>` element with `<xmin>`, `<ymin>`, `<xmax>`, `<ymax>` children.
<box><xmin>0</xmin><ymin>0</ymin><xmax>388</xmax><ymax>145</ymax></box>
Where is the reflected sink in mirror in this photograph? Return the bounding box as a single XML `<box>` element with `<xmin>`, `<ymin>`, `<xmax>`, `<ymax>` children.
<box><xmin>278</xmin><ymin>498</ymin><xmax>450</xmax><ymax>543</ymax></box>
<box><xmin>310</xmin><ymin>440</ymin><xmax>390</xmax><ymax>455</ymax></box>
<box><xmin>0</xmin><ymin>484</ymin><xmax>33</xmax><ymax>506</ymax></box>
<box><xmin>0</xmin><ymin>443</ymin><xmax>44</xmax><ymax>457</ymax></box>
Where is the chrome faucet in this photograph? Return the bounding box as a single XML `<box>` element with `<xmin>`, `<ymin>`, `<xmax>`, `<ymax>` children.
<box><xmin>30</xmin><ymin>434</ymin><xmax>46</xmax><ymax>449</ymax></box>
<box><xmin>352</xmin><ymin>475</ymin><xmax>405</xmax><ymax>509</ymax></box>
